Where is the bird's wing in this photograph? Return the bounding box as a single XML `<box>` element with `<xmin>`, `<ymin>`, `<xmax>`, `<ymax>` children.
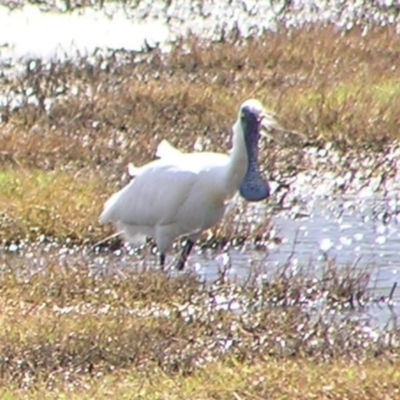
<box><xmin>100</xmin><ymin>160</ymin><xmax>197</xmax><ymax>227</ymax></box>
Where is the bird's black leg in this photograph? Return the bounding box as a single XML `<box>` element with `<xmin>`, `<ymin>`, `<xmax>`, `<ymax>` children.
<box><xmin>175</xmin><ymin>239</ymin><xmax>195</xmax><ymax>271</ymax></box>
<box><xmin>159</xmin><ymin>253</ymin><xmax>166</xmax><ymax>269</ymax></box>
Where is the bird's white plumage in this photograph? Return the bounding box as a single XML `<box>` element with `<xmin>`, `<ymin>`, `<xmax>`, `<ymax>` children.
<box><xmin>101</xmin><ymin>152</ymin><xmax>231</xmax><ymax>252</ymax></box>
<box><xmin>156</xmin><ymin>139</ymin><xmax>184</xmax><ymax>160</ymax></box>
<box><xmin>100</xmin><ymin>99</ymin><xmax>275</xmax><ymax>267</ymax></box>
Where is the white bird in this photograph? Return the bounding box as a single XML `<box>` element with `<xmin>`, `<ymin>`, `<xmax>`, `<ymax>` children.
<box><xmin>100</xmin><ymin>99</ymin><xmax>278</xmax><ymax>270</ymax></box>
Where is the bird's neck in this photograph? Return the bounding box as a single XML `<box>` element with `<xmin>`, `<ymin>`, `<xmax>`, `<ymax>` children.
<box><xmin>225</xmin><ymin>123</ymin><xmax>248</xmax><ymax>197</ymax></box>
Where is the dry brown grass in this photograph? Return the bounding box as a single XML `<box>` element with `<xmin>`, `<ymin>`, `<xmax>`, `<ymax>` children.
<box><xmin>1</xmin><ymin>26</ymin><xmax>400</xmax><ymax>241</ymax></box>
<box><xmin>2</xmin><ymin>26</ymin><xmax>400</xmax><ymax>169</ymax></box>
<box><xmin>0</xmin><ymin>259</ymin><xmax>396</xmax><ymax>397</ymax></box>
<box><xmin>2</xmin><ymin>359</ymin><xmax>400</xmax><ymax>399</ymax></box>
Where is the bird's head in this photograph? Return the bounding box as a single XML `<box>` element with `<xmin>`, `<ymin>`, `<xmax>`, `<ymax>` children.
<box><xmin>237</xmin><ymin>99</ymin><xmax>280</xmax><ymax>145</ymax></box>
<box><xmin>234</xmin><ymin>99</ymin><xmax>277</xmax><ymax>202</ymax></box>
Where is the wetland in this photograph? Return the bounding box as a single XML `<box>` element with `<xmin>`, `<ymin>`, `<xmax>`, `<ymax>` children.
<box><xmin>0</xmin><ymin>0</ymin><xmax>400</xmax><ymax>398</ymax></box>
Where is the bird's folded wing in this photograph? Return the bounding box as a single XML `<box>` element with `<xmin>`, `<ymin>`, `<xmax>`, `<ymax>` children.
<box><xmin>100</xmin><ymin>163</ymin><xmax>197</xmax><ymax>227</ymax></box>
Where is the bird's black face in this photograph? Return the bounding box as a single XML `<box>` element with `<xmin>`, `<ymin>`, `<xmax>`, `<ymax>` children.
<box><xmin>240</xmin><ymin>105</ymin><xmax>263</xmax><ymax>148</ymax></box>
<box><xmin>239</xmin><ymin>102</ymin><xmax>270</xmax><ymax>202</ymax></box>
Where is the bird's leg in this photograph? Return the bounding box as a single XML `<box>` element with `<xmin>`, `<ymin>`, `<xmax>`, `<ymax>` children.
<box><xmin>175</xmin><ymin>239</ymin><xmax>195</xmax><ymax>271</ymax></box>
<box><xmin>159</xmin><ymin>253</ymin><xmax>166</xmax><ymax>269</ymax></box>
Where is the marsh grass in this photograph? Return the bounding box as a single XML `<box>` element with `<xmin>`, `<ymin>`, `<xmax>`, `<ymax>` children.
<box><xmin>0</xmin><ymin>169</ymin><xmax>107</xmax><ymax>243</ymax></box>
<box><xmin>0</xmin><ymin>258</ymin><xmax>397</xmax><ymax>397</ymax></box>
<box><xmin>1</xmin><ymin>26</ymin><xmax>400</xmax><ymax>242</ymax></box>
<box><xmin>1</xmin><ymin>359</ymin><xmax>400</xmax><ymax>399</ymax></box>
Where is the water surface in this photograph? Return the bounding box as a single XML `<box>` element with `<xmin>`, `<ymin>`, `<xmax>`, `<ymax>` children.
<box><xmin>1</xmin><ymin>1</ymin><xmax>399</xmax><ymax>62</ymax></box>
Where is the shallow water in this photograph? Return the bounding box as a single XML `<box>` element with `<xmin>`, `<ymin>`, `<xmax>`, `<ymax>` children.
<box><xmin>3</xmin><ymin>189</ymin><xmax>398</xmax><ymax>327</ymax></box>
<box><xmin>0</xmin><ymin>4</ymin><xmax>169</xmax><ymax>61</ymax></box>
<box><xmin>193</xmin><ymin>193</ymin><xmax>400</xmax><ymax>309</ymax></box>
<box><xmin>271</xmin><ymin>194</ymin><xmax>400</xmax><ymax>273</ymax></box>
<box><xmin>270</xmin><ymin>194</ymin><xmax>400</xmax><ymax>316</ymax></box>
<box><xmin>0</xmin><ymin>1</ymin><xmax>400</xmax><ymax>63</ymax></box>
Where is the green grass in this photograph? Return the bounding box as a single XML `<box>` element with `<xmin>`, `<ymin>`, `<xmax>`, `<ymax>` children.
<box><xmin>0</xmin><ymin>169</ymin><xmax>107</xmax><ymax>243</ymax></box>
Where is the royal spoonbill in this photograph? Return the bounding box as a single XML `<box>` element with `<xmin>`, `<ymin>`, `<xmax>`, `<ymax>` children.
<box><xmin>100</xmin><ymin>99</ymin><xmax>278</xmax><ymax>270</ymax></box>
